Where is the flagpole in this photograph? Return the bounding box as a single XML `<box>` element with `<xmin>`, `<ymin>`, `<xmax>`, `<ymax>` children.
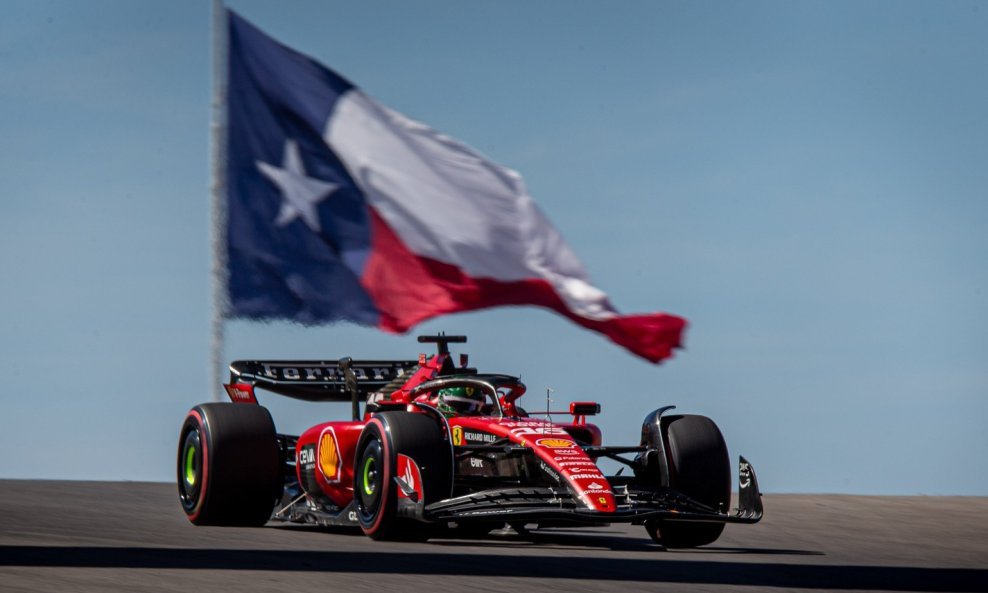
<box><xmin>210</xmin><ymin>0</ymin><xmax>229</xmax><ymax>401</ymax></box>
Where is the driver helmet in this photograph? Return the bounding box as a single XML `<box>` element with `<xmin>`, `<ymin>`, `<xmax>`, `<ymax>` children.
<box><xmin>436</xmin><ymin>384</ymin><xmax>485</xmax><ymax>417</ymax></box>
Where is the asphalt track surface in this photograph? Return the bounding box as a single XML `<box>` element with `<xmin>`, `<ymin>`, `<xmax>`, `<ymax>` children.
<box><xmin>0</xmin><ymin>481</ymin><xmax>985</xmax><ymax>593</ymax></box>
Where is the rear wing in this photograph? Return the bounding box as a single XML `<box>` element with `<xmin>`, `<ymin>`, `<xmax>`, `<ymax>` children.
<box><xmin>228</xmin><ymin>359</ymin><xmax>419</xmax><ymax>402</ymax></box>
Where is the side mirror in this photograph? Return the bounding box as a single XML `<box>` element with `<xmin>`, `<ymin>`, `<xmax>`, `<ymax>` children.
<box><xmin>569</xmin><ymin>401</ymin><xmax>600</xmax><ymax>425</ymax></box>
<box><xmin>570</xmin><ymin>401</ymin><xmax>601</xmax><ymax>416</ymax></box>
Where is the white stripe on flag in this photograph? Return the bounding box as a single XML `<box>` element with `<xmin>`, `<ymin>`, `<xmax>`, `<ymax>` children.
<box><xmin>324</xmin><ymin>90</ymin><xmax>616</xmax><ymax>321</ymax></box>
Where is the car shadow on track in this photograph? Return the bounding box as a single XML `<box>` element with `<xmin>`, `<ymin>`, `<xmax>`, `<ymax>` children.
<box><xmin>0</xmin><ymin>545</ymin><xmax>982</xmax><ymax>592</ymax></box>
<box><xmin>428</xmin><ymin>529</ymin><xmax>824</xmax><ymax>556</ymax></box>
<box><xmin>272</xmin><ymin>523</ymin><xmax>824</xmax><ymax>556</ymax></box>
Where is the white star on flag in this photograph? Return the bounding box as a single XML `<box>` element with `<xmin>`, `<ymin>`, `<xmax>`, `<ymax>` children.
<box><xmin>256</xmin><ymin>139</ymin><xmax>339</xmax><ymax>233</ymax></box>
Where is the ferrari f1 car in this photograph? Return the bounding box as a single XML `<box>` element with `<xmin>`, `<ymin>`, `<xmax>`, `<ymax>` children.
<box><xmin>177</xmin><ymin>335</ymin><xmax>762</xmax><ymax>547</ymax></box>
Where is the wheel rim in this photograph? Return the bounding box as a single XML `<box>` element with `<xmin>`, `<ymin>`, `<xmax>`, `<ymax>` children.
<box><xmin>356</xmin><ymin>437</ymin><xmax>384</xmax><ymax>521</ymax></box>
<box><xmin>178</xmin><ymin>428</ymin><xmax>203</xmax><ymax>510</ymax></box>
<box><xmin>184</xmin><ymin>445</ymin><xmax>197</xmax><ymax>487</ymax></box>
<box><xmin>362</xmin><ymin>456</ymin><xmax>377</xmax><ymax>496</ymax></box>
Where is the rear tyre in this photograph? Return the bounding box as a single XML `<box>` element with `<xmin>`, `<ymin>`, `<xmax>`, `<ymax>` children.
<box><xmin>354</xmin><ymin>412</ymin><xmax>451</xmax><ymax>540</ymax></box>
<box><xmin>644</xmin><ymin>414</ymin><xmax>730</xmax><ymax>548</ymax></box>
<box><xmin>177</xmin><ymin>403</ymin><xmax>281</xmax><ymax>526</ymax></box>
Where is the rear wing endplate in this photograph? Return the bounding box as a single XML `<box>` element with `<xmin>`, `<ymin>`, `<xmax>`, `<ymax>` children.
<box><xmin>229</xmin><ymin>359</ymin><xmax>419</xmax><ymax>402</ymax></box>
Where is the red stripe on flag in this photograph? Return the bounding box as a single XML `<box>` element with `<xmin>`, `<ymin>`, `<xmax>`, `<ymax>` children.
<box><xmin>361</xmin><ymin>210</ymin><xmax>686</xmax><ymax>363</ymax></box>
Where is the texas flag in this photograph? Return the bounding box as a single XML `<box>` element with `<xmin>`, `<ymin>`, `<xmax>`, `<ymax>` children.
<box><xmin>224</xmin><ymin>10</ymin><xmax>686</xmax><ymax>363</ymax></box>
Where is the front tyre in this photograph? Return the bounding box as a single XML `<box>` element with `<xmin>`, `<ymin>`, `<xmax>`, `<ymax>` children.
<box><xmin>355</xmin><ymin>425</ymin><xmax>389</xmax><ymax>534</ymax></box>
<box><xmin>177</xmin><ymin>403</ymin><xmax>281</xmax><ymax>526</ymax></box>
<box><xmin>354</xmin><ymin>412</ymin><xmax>451</xmax><ymax>540</ymax></box>
<box><xmin>645</xmin><ymin>414</ymin><xmax>731</xmax><ymax>548</ymax></box>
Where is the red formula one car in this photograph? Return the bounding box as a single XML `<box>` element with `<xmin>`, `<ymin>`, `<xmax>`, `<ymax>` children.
<box><xmin>177</xmin><ymin>335</ymin><xmax>762</xmax><ymax>547</ymax></box>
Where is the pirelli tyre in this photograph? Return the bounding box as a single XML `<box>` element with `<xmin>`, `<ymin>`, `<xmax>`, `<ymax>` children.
<box><xmin>354</xmin><ymin>411</ymin><xmax>452</xmax><ymax>540</ymax></box>
<box><xmin>177</xmin><ymin>403</ymin><xmax>281</xmax><ymax>526</ymax></box>
<box><xmin>645</xmin><ymin>414</ymin><xmax>731</xmax><ymax>548</ymax></box>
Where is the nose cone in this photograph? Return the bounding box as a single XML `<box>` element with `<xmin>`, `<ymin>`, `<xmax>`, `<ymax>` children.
<box><xmin>480</xmin><ymin>419</ymin><xmax>617</xmax><ymax>512</ymax></box>
<box><xmin>530</xmin><ymin>436</ymin><xmax>616</xmax><ymax>512</ymax></box>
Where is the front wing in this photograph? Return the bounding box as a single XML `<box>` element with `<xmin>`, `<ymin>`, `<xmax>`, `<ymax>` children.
<box><xmin>272</xmin><ymin>455</ymin><xmax>763</xmax><ymax>529</ymax></box>
<box><xmin>424</xmin><ymin>456</ymin><xmax>763</xmax><ymax>526</ymax></box>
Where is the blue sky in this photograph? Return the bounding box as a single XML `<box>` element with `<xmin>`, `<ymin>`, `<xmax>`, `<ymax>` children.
<box><xmin>1</xmin><ymin>1</ymin><xmax>985</xmax><ymax>494</ymax></box>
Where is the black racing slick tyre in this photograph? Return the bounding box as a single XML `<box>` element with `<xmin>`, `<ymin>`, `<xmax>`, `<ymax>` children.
<box><xmin>177</xmin><ymin>403</ymin><xmax>281</xmax><ymax>526</ymax></box>
<box><xmin>646</xmin><ymin>414</ymin><xmax>731</xmax><ymax>548</ymax></box>
<box><xmin>354</xmin><ymin>411</ymin><xmax>452</xmax><ymax>540</ymax></box>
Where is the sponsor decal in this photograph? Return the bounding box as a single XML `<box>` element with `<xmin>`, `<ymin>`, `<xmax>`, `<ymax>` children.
<box><xmin>564</xmin><ymin>465</ymin><xmax>599</xmax><ymax>472</ymax></box>
<box><xmin>469</xmin><ymin>457</ymin><xmax>485</xmax><ymax>468</ymax></box>
<box><xmin>464</xmin><ymin>431</ymin><xmax>498</xmax><ymax>443</ymax></box>
<box><xmin>257</xmin><ymin>362</ymin><xmax>411</xmax><ymax>382</ymax></box>
<box><xmin>452</xmin><ymin>426</ymin><xmax>464</xmax><ymax>446</ymax></box>
<box><xmin>298</xmin><ymin>445</ymin><xmax>316</xmax><ymax>468</ymax></box>
<box><xmin>557</xmin><ymin>460</ymin><xmax>599</xmax><ymax>467</ymax></box>
<box><xmin>587</xmin><ymin>482</ymin><xmax>604</xmax><ymax>490</ymax></box>
<box><xmin>539</xmin><ymin>461</ymin><xmax>562</xmax><ymax>483</ymax></box>
<box><xmin>500</xmin><ymin>421</ymin><xmax>550</xmax><ymax>428</ymax></box>
<box><xmin>552</xmin><ymin>449</ymin><xmax>580</xmax><ymax>457</ymax></box>
<box><xmin>367</xmin><ymin>391</ymin><xmax>393</xmax><ymax>404</ymax></box>
<box><xmin>739</xmin><ymin>460</ymin><xmax>752</xmax><ymax>488</ymax></box>
<box><xmin>510</xmin><ymin>425</ymin><xmax>569</xmax><ymax>437</ymax></box>
<box><xmin>396</xmin><ymin>454</ymin><xmax>423</xmax><ymax>500</ymax></box>
<box><xmin>535</xmin><ymin>438</ymin><xmax>575</xmax><ymax>448</ymax></box>
<box><xmin>561</xmin><ymin>467</ymin><xmax>600</xmax><ymax>477</ymax></box>
<box><xmin>224</xmin><ymin>384</ymin><xmax>256</xmax><ymax>403</ymax></box>
<box><xmin>317</xmin><ymin>428</ymin><xmax>341</xmax><ymax>482</ymax></box>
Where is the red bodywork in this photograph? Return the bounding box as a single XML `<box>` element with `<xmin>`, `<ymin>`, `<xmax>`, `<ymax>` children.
<box><xmin>276</xmin><ymin>351</ymin><xmax>611</xmax><ymax>514</ymax></box>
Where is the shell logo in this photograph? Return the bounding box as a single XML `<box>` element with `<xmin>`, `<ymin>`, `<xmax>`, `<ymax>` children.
<box><xmin>535</xmin><ymin>438</ymin><xmax>575</xmax><ymax>448</ymax></box>
<box><xmin>318</xmin><ymin>429</ymin><xmax>341</xmax><ymax>482</ymax></box>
